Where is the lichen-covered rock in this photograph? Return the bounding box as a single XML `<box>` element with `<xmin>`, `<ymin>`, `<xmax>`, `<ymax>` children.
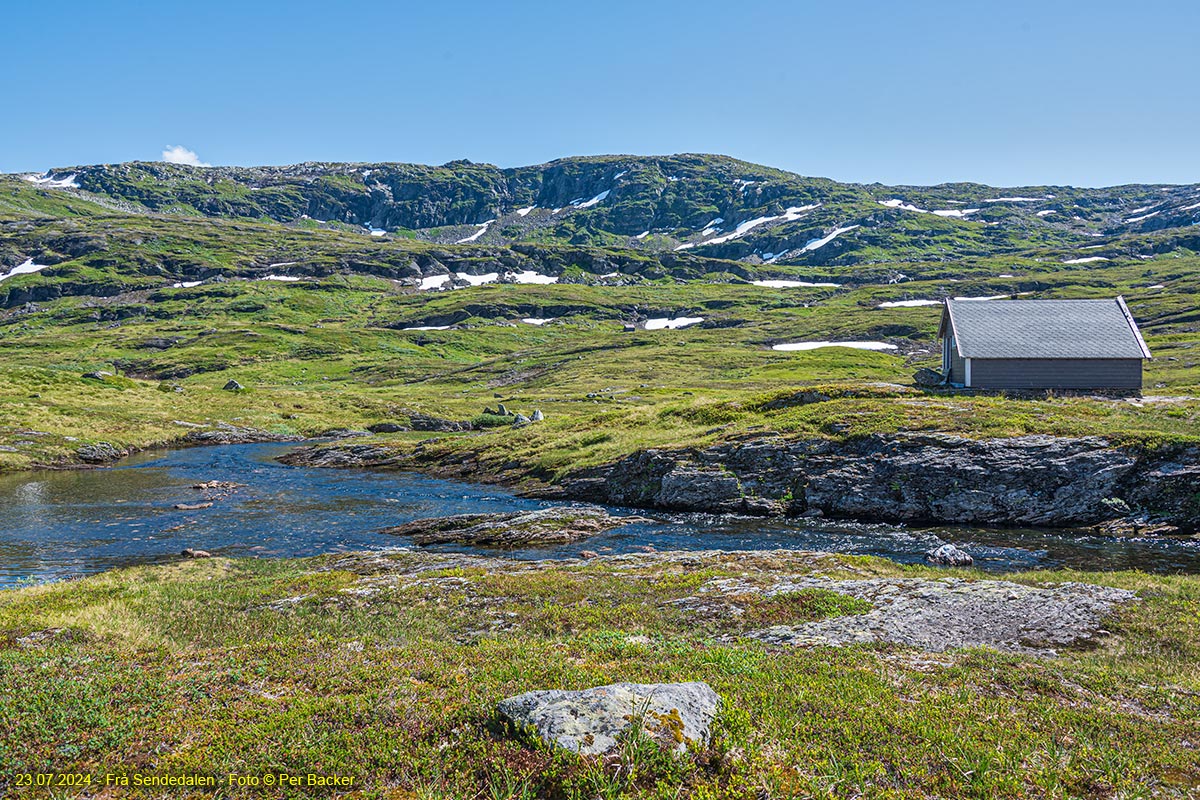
<box><xmin>497</xmin><ymin>682</ymin><xmax>720</xmax><ymax>756</ymax></box>
<box><xmin>745</xmin><ymin>576</ymin><xmax>1136</xmax><ymax>655</ymax></box>
<box><xmin>380</xmin><ymin>506</ymin><xmax>650</xmax><ymax>546</ymax></box>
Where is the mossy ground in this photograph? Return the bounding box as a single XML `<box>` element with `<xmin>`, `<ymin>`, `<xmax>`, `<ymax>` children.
<box><xmin>1</xmin><ymin>551</ymin><xmax>1197</xmax><ymax>798</ymax></box>
<box><xmin>1</xmin><ymin>255</ymin><xmax>1197</xmax><ymax>478</ymax></box>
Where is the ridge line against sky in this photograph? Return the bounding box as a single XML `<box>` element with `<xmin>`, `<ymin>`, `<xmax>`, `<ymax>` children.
<box><xmin>12</xmin><ymin>150</ymin><xmax>1200</xmax><ymax>192</ymax></box>
<box><xmin>2</xmin><ymin>0</ymin><xmax>1198</xmax><ymax>186</ymax></box>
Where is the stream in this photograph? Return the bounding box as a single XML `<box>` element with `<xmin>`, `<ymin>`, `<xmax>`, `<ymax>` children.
<box><xmin>0</xmin><ymin>442</ymin><xmax>1196</xmax><ymax>588</ymax></box>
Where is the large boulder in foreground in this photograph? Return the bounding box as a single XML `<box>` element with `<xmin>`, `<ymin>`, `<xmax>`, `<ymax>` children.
<box><xmin>497</xmin><ymin>682</ymin><xmax>719</xmax><ymax>756</ymax></box>
<box><xmin>380</xmin><ymin>506</ymin><xmax>651</xmax><ymax>546</ymax></box>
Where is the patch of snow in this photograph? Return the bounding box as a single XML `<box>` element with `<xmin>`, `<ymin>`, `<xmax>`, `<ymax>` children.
<box><xmin>612</xmin><ymin>171</ymin><xmax>627</xmax><ymax>180</ymax></box>
<box><xmin>752</xmin><ymin>279</ymin><xmax>839</xmax><ymax>288</ymax></box>
<box><xmin>361</xmin><ymin>169</ymin><xmax>373</xmax><ymax>177</ymax></box>
<box><xmin>998</xmin><ymin>273</ymin><xmax>1015</xmax><ymax>278</ymax></box>
<box><xmin>877</xmin><ymin>299</ymin><xmax>941</xmax><ymax>308</ymax></box>
<box><xmin>954</xmin><ymin>294</ymin><xmax>1009</xmax><ymax>301</ymax></box>
<box><xmin>1036</xmin><ymin>210</ymin><xmax>1057</xmax><ymax>217</ymax></box>
<box><xmin>516</xmin><ymin>206</ymin><xmax>536</xmax><ymax>217</ymax></box>
<box><xmin>1125</xmin><ymin>211</ymin><xmax>1160</xmax><ymax>223</ymax></box>
<box><xmin>419</xmin><ymin>274</ymin><xmax>452</xmax><ymax>290</ymax></box>
<box><xmin>644</xmin><ymin>317</ymin><xmax>704</xmax><ymax>330</ymax></box>
<box><xmin>880</xmin><ymin>198</ymin><xmax>927</xmax><ymax>213</ymax></box>
<box><xmin>552</xmin><ymin>207</ymin><xmax>563</xmax><ymax>214</ymax></box>
<box><xmin>455</xmin><ymin>272</ymin><xmax>499</xmax><ymax>286</ymax></box>
<box><xmin>880</xmin><ymin>199</ymin><xmax>979</xmax><ymax>218</ymax></box>
<box><xmin>667</xmin><ymin>176</ymin><xmax>681</xmax><ymax>182</ymax></box>
<box><xmin>1063</xmin><ymin>256</ymin><xmax>1109</xmax><ymax>264</ymax></box>
<box><xmin>456</xmin><ymin>219</ymin><xmax>495</xmax><ymax>244</ymax></box>
<box><xmin>368</xmin><ymin>227</ymin><xmax>386</xmax><ymax>236</ymax></box>
<box><xmin>572</xmin><ymin>190</ymin><xmax>610</xmax><ymax>209</ymax></box>
<box><xmin>693</xmin><ymin>204</ymin><xmax>822</xmax><ymax>248</ymax></box>
<box><xmin>521</xmin><ymin>318</ymin><xmax>554</xmax><ymax>325</ymax></box>
<box><xmin>508</xmin><ymin>270</ymin><xmax>558</xmax><ymax>285</ymax></box>
<box><xmin>0</xmin><ymin>258</ymin><xmax>50</xmax><ymax>282</ymax></box>
<box><xmin>636</xmin><ymin>231</ymin><xmax>650</xmax><ymax>239</ymax></box>
<box><xmin>1127</xmin><ymin>206</ymin><xmax>1153</xmax><ymax>215</ymax></box>
<box><xmin>171</xmin><ymin>280</ymin><xmax>203</xmax><ymax>289</ymax></box>
<box><xmin>599</xmin><ymin>271</ymin><xmax>620</xmax><ymax>278</ymax></box>
<box><xmin>674</xmin><ymin>243</ymin><xmax>695</xmax><ymax>251</ymax></box>
<box><xmin>982</xmin><ymin>197</ymin><xmax>1042</xmax><ymax>203</ymax></box>
<box><xmin>268</xmin><ymin>261</ymin><xmax>299</xmax><ymax>268</ymax></box>
<box><xmin>1145</xmin><ymin>284</ymin><xmax>1166</xmax><ymax>289</ymax></box>
<box><xmin>800</xmin><ymin>225</ymin><xmax>860</xmax><ymax>252</ymax></box>
<box><xmin>1180</xmin><ymin>200</ymin><xmax>1200</xmax><ymax>212</ymax></box>
<box><xmin>404</xmin><ymin>325</ymin><xmax>451</xmax><ymax>331</ymax></box>
<box><xmin>260</xmin><ymin>275</ymin><xmax>303</xmax><ymax>282</ymax></box>
<box><xmin>773</xmin><ymin>341</ymin><xmax>897</xmax><ymax>352</ymax></box>
<box><xmin>23</xmin><ymin>173</ymin><xmax>80</xmax><ymax>189</ymax></box>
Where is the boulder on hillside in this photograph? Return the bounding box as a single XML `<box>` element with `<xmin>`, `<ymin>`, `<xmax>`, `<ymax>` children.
<box><xmin>497</xmin><ymin>682</ymin><xmax>720</xmax><ymax>756</ymax></box>
<box><xmin>380</xmin><ymin>506</ymin><xmax>652</xmax><ymax>547</ymax></box>
<box><xmin>913</xmin><ymin>368</ymin><xmax>944</xmax><ymax>388</ymax></box>
<box><xmin>223</xmin><ymin>379</ymin><xmax>244</xmax><ymax>391</ymax></box>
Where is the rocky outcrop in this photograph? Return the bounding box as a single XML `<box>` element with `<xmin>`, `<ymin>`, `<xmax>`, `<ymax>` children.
<box><xmin>559</xmin><ymin>434</ymin><xmax>1200</xmax><ymax>532</ymax></box>
<box><xmin>742</xmin><ymin>576</ymin><xmax>1136</xmax><ymax>655</ymax></box>
<box><xmin>380</xmin><ymin>506</ymin><xmax>650</xmax><ymax>546</ymax></box>
<box><xmin>497</xmin><ymin>682</ymin><xmax>720</xmax><ymax>756</ymax></box>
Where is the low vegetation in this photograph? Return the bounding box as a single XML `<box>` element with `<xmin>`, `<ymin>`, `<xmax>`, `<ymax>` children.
<box><xmin>1</xmin><ymin>551</ymin><xmax>1197</xmax><ymax>798</ymax></box>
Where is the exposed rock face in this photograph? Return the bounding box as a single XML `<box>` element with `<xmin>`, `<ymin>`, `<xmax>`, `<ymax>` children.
<box><xmin>744</xmin><ymin>576</ymin><xmax>1136</xmax><ymax>655</ymax></box>
<box><xmin>926</xmin><ymin>544</ymin><xmax>973</xmax><ymax>566</ymax></box>
<box><xmin>222</xmin><ymin>380</ymin><xmax>243</xmax><ymax>391</ymax></box>
<box><xmin>380</xmin><ymin>506</ymin><xmax>650</xmax><ymax>546</ymax></box>
<box><xmin>560</xmin><ymin>434</ymin><xmax>1200</xmax><ymax>532</ymax></box>
<box><xmin>366</xmin><ymin>422</ymin><xmax>408</xmax><ymax>433</ymax></box>
<box><xmin>182</xmin><ymin>426</ymin><xmax>302</xmax><ymax>445</ymax></box>
<box><xmin>497</xmin><ymin>682</ymin><xmax>720</xmax><ymax>756</ymax></box>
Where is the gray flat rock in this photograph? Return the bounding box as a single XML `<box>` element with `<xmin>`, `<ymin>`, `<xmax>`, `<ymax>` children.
<box><xmin>747</xmin><ymin>577</ymin><xmax>1136</xmax><ymax>655</ymax></box>
<box><xmin>497</xmin><ymin>681</ymin><xmax>719</xmax><ymax>756</ymax></box>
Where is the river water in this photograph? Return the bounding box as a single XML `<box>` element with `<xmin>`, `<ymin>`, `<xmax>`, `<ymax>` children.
<box><xmin>0</xmin><ymin>442</ymin><xmax>1196</xmax><ymax>588</ymax></box>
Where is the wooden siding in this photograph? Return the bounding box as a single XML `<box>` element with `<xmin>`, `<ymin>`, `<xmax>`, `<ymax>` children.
<box><xmin>948</xmin><ymin>342</ymin><xmax>966</xmax><ymax>385</ymax></box>
<box><xmin>969</xmin><ymin>358</ymin><xmax>1142</xmax><ymax>390</ymax></box>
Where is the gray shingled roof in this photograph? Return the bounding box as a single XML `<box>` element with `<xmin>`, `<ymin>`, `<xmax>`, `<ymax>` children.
<box><xmin>944</xmin><ymin>298</ymin><xmax>1151</xmax><ymax>359</ymax></box>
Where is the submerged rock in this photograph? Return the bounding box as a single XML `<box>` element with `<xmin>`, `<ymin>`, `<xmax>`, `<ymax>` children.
<box><xmin>380</xmin><ymin>506</ymin><xmax>651</xmax><ymax>546</ymax></box>
<box><xmin>181</xmin><ymin>548</ymin><xmax>212</xmax><ymax>558</ymax></box>
<box><xmin>497</xmin><ymin>682</ymin><xmax>720</xmax><ymax>756</ymax></box>
<box><xmin>926</xmin><ymin>544</ymin><xmax>973</xmax><ymax>566</ymax></box>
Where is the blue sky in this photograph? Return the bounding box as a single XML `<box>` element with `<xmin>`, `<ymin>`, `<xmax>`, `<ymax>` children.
<box><xmin>2</xmin><ymin>0</ymin><xmax>1197</xmax><ymax>186</ymax></box>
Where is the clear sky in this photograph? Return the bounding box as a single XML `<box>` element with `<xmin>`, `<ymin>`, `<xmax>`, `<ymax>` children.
<box><xmin>2</xmin><ymin>0</ymin><xmax>1197</xmax><ymax>187</ymax></box>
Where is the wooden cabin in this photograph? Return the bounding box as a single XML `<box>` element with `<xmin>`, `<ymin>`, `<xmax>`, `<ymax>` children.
<box><xmin>938</xmin><ymin>297</ymin><xmax>1151</xmax><ymax>390</ymax></box>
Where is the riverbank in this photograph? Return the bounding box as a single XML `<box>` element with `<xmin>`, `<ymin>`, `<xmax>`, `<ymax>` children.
<box><xmin>2</xmin><ymin>548</ymin><xmax>1197</xmax><ymax>798</ymax></box>
<box><xmin>282</xmin><ymin>430</ymin><xmax>1200</xmax><ymax>534</ymax></box>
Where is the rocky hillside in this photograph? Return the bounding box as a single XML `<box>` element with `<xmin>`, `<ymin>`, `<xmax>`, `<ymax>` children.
<box><xmin>14</xmin><ymin>154</ymin><xmax>1200</xmax><ymax>269</ymax></box>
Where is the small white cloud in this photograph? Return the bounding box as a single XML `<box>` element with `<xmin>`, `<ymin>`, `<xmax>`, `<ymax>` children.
<box><xmin>161</xmin><ymin>145</ymin><xmax>210</xmax><ymax>167</ymax></box>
